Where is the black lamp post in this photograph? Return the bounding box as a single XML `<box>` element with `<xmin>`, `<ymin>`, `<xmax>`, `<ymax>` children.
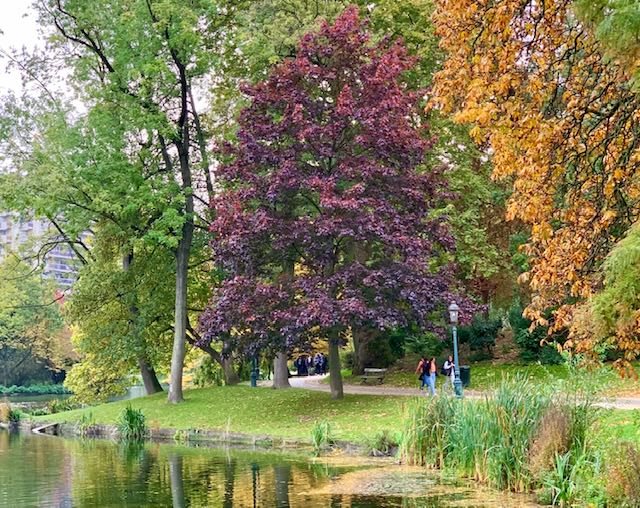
<box><xmin>448</xmin><ymin>301</ymin><xmax>463</xmax><ymax>398</ymax></box>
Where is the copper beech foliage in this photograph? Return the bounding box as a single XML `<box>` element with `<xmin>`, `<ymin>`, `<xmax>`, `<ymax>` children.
<box><xmin>433</xmin><ymin>0</ymin><xmax>640</xmax><ymax>362</ymax></box>
<box><xmin>199</xmin><ymin>7</ymin><xmax>471</xmax><ymax>356</ymax></box>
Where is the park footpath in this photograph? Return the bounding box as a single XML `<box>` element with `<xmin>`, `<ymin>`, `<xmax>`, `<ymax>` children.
<box><xmin>281</xmin><ymin>374</ymin><xmax>640</xmax><ymax>410</ymax></box>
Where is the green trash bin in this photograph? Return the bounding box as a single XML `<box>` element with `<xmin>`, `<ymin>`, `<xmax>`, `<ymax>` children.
<box><xmin>459</xmin><ymin>365</ymin><xmax>471</xmax><ymax>387</ymax></box>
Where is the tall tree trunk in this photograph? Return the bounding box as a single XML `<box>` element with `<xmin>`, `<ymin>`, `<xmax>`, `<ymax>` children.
<box><xmin>221</xmin><ymin>354</ymin><xmax>240</xmax><ymax>386</ymax></box>
<box><xmin>348</xmin><ymin>242</ymin><xmax>372</xmax><ymax>377</ymax></box>
<box><xmin>272</xmin><ymin>257</ymin><xmax>294</xmax><ymax>389</ymax></box>
<box><xmin>328</xmin><ymin>331</ymin><xmax>344</xmax><ymax>400</ymax></box>
<box><xmin>167</xmin><ymin>51</ymin><xmax>194</xmax><ymax>404</ymax></box>
<box><xmin>351</xmin><ymin>326</ymin><xmax>367</xmax><ymax>376</ymax></box>
<box><xmin>138</xmin><ymin>356</ymin><xmax>163</xmax><ymax>395</ymax></box>
<box><xmin>123</xmin><ymin>252</ymin><xmax>163</xmax><ymax>396</ymax></box>
<box><xmin>273</xmin><ymin>352</ymin><xmax>290</xmax><ymax>389</ymax></box>
<box><xmin>168</xmin><ymin>228</ymin><xmax>192</xmax><ymax>403</ymax></box>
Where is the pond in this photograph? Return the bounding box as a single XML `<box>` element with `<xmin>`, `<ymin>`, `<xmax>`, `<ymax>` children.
<box><xmin>0</xmin><ymin>429</ymin><xmax>538</xmax><ymax>507</ymax></box>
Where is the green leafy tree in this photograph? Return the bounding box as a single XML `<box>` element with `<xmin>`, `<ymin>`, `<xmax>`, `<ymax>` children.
<box><xmin>0</xmin><ymin>257</ymin><xmax>66</xmax><ymax>386</ymax></box>
<box><xmin>0</xmin><ymin>0</ymin><xmax>244</xmax><ymax>402</ymax></box>
<box><xmin>574</xmin><ymin>0</ymin><xmax>640</xmax><ymax>85</ymax></box>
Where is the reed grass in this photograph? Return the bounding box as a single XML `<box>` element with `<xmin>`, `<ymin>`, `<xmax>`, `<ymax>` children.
<box><xmin>400</xmin><ymin>376</ymin><xmax>553</xmax><ymax>493</ymax></box>
<box><xmin>311</xmin><ymin>420</ymin><xmax>333</xmax><ymax>455</ymax></box>
<box><xmin>396</xmin><ymin>374</ymin><xmax>640</xmax><ymax>505</ymax></box>
<box><xmin>117</xmin><ymin>405</ymin><xmax>147</xmax><ymax>441</ymax></box>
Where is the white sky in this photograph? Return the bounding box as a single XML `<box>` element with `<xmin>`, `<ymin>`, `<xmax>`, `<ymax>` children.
<box><xmin>0</xmin><ymin>2</ymin><xmax>41</xmax><ymax>94</ymax></box>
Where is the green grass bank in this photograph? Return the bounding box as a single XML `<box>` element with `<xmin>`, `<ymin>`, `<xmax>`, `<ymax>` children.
<box><xmin>34</xmin><ymin>385</ymin><xmax>405</xmax><ymax>444</ymax></box>
<box><xmin>338</xmin><ymin>362</ymin><xmax>640</xmax><ymax>396</ymax></box>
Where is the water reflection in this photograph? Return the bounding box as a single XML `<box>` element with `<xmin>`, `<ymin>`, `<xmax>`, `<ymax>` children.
<box><xmin>0</xmin><ymin>429</ymin><xmax>537</xmax><ymax>507</ymax></box>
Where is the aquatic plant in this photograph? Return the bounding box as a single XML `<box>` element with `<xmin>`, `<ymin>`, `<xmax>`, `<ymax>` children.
<box><xmin>399</xmin><ymin>395</ymin><xmax>458</xmax><ymax>468</ymax></box>
<box><xmin>0</xmin><ymin>402</ymin><xmax>23</xmax><ymax>424</ymax></box>
<box><xmin>366</xmin><ymin>430</ymin><xmax>399</xmax><ymax>456</ymax></box>
<box><xmin>311</xmin><ymin>420</ymin><xmax>333</xmax><ymax>455</ymax></box>
<box><xmin>75</xmin><ymin>412</ymin><xmax>95</xmax><ymax>437</ymax></box>
<box><xmin>117</xmin><ymin>405</ymin><xmax>147</xmax><ymax>441</ymax></box>
<box><xmin>173</xmin><ymin>429</ymin><xmax>190</xmax><ymax>443</ymax></box>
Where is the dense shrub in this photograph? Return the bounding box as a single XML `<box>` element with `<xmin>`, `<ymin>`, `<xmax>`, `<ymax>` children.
<box><xmin>46</xmin><ymin>398</ymin><xmax>79</xmax><ymax>414</ymax></box>
<box><xmin>0</xmin><ymin>384</ymin><xmax>70</xmax><ymax>396</ymax></box>
<box><xmin>457</xmin><ymin>314</ymin><xmax>502</xmax><ymax>357</ymax></box>
<box><xmin>192</xmin><ymin>356</ymin><xmax>224</xmax><ymax>387</ymax></box>
<box><xmin>509</xmin><ymin>301</ymin><xmax>564</xmax><ymax>364</ymax></box>
<box><xmin>0</xmin><ymin>402</ymin><xmax>23</xmax><ymax>424</ymax></box>
<box><xmin>400</xmin><ymin>330</ymin><xmax>446</xmax><ymax>359</ymax></box>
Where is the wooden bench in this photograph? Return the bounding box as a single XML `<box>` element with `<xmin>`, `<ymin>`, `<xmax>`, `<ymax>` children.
<box><xmin>359</xmin><ymin>368</ymin><xmax>387</xmax><ymax>385</ymax></box>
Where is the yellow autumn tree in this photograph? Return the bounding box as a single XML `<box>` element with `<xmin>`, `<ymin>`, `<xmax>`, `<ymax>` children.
<box><xmin>432</xmin><ymin>0</ymin><xmax>640</xmax><ymax>360</ymax></box>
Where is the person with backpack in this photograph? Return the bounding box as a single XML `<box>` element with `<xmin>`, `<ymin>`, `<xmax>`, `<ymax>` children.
<box><xmin>415</xmin><ymin>356</ymin><xmax>429</xmax><ymax>391</ymax></box>
<box><xmin>443</xmin><ymin>355</ymin><xmax>455</xmax><ymax>388</ymax></box>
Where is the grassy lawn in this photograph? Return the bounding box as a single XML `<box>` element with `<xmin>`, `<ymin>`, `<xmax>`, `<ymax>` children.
<box><xmin>34</xmin><ymin>385</ymin><xmax>407</xmax><ymax>444</ymax></box>
<box><xmin>595</xmin><ymin>409</ymin><xmax>640</xmax><ymax>444</ymax></box>
<box><xmin>338</xmin><ymin>362</ymin><xmax>640</xmax><ymax>396</ymax></box>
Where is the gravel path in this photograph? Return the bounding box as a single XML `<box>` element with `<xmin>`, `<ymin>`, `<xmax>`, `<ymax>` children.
<box><xmin>272</xmin><ymin>374</ymin><xmax>640</xmax><ymax>410</ymax></box>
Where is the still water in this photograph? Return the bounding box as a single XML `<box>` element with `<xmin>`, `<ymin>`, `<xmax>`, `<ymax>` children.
<box><xmin>0</xmin><ymin>429</ymin><xmax>537</xmax><ymax>507</ymax></box>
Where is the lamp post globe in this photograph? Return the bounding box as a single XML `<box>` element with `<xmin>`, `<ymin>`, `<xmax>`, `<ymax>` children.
<box><xmin>448</xmin><ymin>301</ymin><xmax>463</xmax><ymax>398</ymax></box>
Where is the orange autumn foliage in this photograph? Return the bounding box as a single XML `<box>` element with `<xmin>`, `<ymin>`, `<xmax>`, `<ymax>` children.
<box><xmin>432</xmin><ymin>0</ymin><xmax>640</xmax><ymax>354</ymax></box>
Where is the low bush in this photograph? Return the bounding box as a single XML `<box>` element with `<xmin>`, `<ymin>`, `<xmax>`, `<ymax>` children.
<box><xmin>192</xmin><ymin>356</ymin><xmax>224</xmax><ymax>387</ymax></box>
<box><xmin>0</xmin><ymin>402</ymin><xmax>23</xmax><ymax>424</ymax></box>
<box><xmin>606</xmin><ymin>442</ymin><xmax>640</xmax><ymax>507</ymax></box>
<box><xmin>0</xmin><ymin>384</ymin><xmax>70</xmax><ymax>396</ymax></box>
<box><xmin>117</xmin><ymin>405</ymin><xmax>147</xmax><ymax>441</ymax></box>
<box><xmin>457</xmin><ymin>314</ymin><xmax>502</xmax><ymax>357</ymax></box>
<box><xmin>46</xmin><ymin>398</ymin><xmax>79</xmax><ymax>414</ymax></box>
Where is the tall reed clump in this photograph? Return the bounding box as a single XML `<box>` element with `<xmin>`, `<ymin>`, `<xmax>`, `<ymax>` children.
<box><xmin>0</xmin><ymin>402</ymin><xmax>23</xmax><ymax>424</ymax></box>
<box><xmin>446</xmin><ymin>377</ymin><xmax>550</xmax><ymax>492</ymax></box>
<box><xmin>117</xmin><ymin>405</ymin><xmax>147</xmax><ymax>441</ymax></box>
<box><xmin>399</xmin><ymin>376</ymin><xmax>551</xmax><ymax>493</ymax></box>
<box><xmin>311</xmin><ymin>420</ymin><xmax>333</xmax><ymax>456</ymax></box>
<box><xmin>399</xmin><ymin>395</ymin><xmax>458</xmax><ymax>468</ymax></box>
<box><xmin>606</xmin><ymin>442</ymin><xmax>640</xmax><ymax>506</ymax></box>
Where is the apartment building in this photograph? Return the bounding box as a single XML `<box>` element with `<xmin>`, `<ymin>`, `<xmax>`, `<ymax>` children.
<box><xmin>0</xmin><ymin>213</ymin><xmax>81</xmax><ymax>287</ymax></box>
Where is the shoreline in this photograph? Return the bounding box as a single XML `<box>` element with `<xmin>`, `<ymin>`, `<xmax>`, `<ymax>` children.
<box><xmin>16</xmin><ymin>419</ymin><xmax>371</xmax><ymax>456</ymax></box>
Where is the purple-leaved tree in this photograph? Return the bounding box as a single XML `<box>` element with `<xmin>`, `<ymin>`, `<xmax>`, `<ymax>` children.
<box><xmin>200</xmin><ymin>6</ymin><xmax>467</xmax><ymax>399</ymax></box>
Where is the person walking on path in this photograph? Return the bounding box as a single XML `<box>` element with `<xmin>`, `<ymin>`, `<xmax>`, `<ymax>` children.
<box><xmin>415</xmin><ymin>356</ymin><xmax>429</xmax><ymax>391</ymax></box>
<box><xmin>443</xmin><ymin>355</ymin><xmax>455</xmax><ymax>388</ymax></box>
<box><xmin>427</xmin><ymin>357</ymin><xmax>437</xmax><ymax>396</ymax></box>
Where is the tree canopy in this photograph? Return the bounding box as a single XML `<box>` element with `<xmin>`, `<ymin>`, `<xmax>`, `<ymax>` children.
<box><xmin>199</xmin><ymin>7</ymin><xmax>473</xmax><ymax>398</ymax></box>
<box><xmin>433</xmin><ymin>0</ymin><xmax>640</xmax><ymax>347</ymax></box>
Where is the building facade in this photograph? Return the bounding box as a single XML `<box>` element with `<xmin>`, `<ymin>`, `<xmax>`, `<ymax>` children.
<box><xmin>0</xmin><ymin>213</ymin><xmax>81</xmax><ymax>287</ymax></box>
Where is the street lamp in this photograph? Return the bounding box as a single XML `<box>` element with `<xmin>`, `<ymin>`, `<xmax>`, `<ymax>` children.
<box><xmin>448</xmin><ymin>301</ymin><xmax>463</xmax><ymax>398</ymax></box>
